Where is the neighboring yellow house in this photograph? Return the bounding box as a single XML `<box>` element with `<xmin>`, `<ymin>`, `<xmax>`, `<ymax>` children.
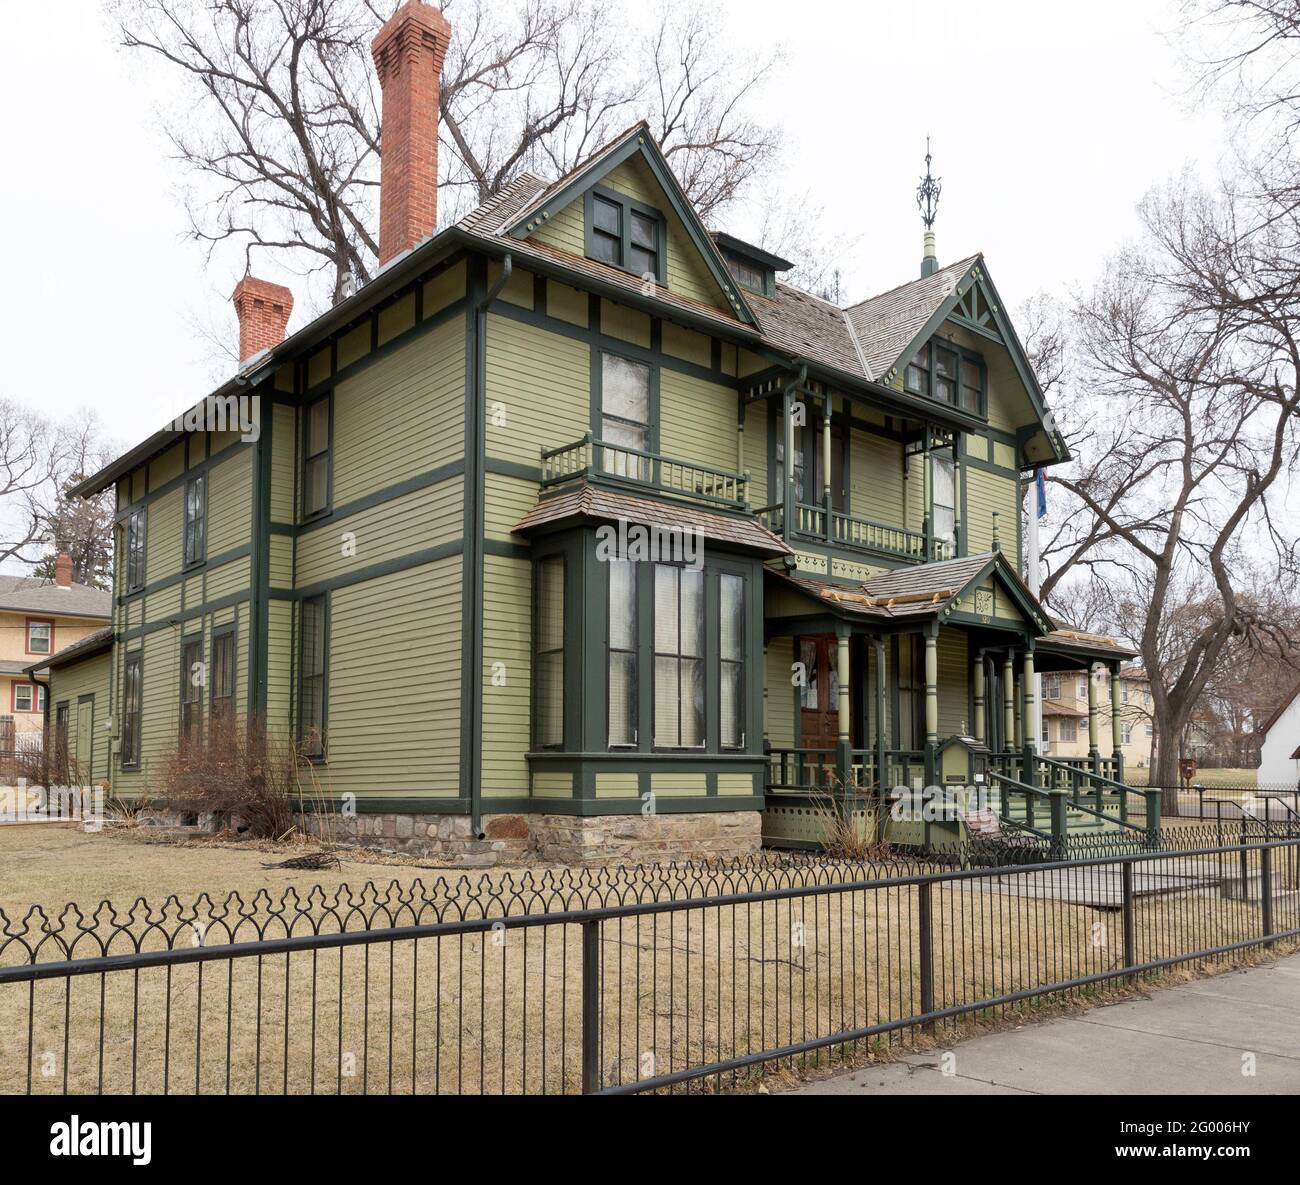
<box><xmin>1040</xmin><ymin>662</ymin><xmax>1154</xmax><ymax>769</ymax></box>
<box><xmin>0</xmin><ymin>557</ymin><xmax>112</xmax><ymax>764</ymax></box>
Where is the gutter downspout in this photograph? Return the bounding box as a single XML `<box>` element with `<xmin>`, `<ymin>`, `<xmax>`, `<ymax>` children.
<box><xmin>32</xmin><ymin>671</ymin><xmax>51</xmax><ymax>794</ymax></box>
<box><xmin>467</xmin><ymin>253</ymin><xmax>512</xmax><ymax>841</ymax></box>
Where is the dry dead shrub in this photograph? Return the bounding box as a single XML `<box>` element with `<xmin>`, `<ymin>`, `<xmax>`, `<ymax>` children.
<box><xmin>158</xmin><ymin>714</ymin><xmax>323</xmax><ymax>840</ymax></box>
<box><xmin>808</xmin><ymin>780</ymin><xmax>893</xmax><ymax>860</ymax></box>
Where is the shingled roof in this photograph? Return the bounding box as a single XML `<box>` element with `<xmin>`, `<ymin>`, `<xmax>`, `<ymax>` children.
<box><xmin>512</xmin><ymin>481</ymin><xmax>793</xmax><ymax>557</ymax></box>
<box><xmin>0</xmin><ymin>575</ymin><xmax>111</xmax><ymax>619</ymax></box>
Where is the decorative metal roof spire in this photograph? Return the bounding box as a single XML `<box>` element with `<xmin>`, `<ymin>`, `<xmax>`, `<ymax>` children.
<box><xmin>917</xmin><ymin>137</ymin><xmax>941</xmax><ymax>278</ymax></box>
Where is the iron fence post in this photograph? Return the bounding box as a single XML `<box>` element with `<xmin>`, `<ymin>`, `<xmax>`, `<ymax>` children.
<box><xmin>1143</xmin><ymin>790</ymin><xmax>1161</xmax><ymax>850</ymax></box>
<box><xmin>1261</xmin><ymin>847</ymin><xmax>1274</xmax><ymax>948</ymax></box>
<box><xmin>1121</xmin><ymin>860</ymin><xmax>1136</xmax><ymax>986</ymax></box>
<box><xmin>918</xmin><ymin>880</ymin><xmax>935</xmax><ymax>1032</ymax></box>
<box><xmin>1049</xmin><ymin>790</ymin><xmax>1068</xmax><ymax>859</ymax></box>
<box><xmin>581</xmin><ymin>919</ymin><xmax>601</xmax><ymax>1094</ymax></box>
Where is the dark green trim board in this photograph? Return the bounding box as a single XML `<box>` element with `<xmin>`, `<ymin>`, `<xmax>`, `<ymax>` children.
<box><xmin>112</xmin><ymin>439</ymin><xmax>255</xmax><ymax>523</ymax></box>
<box><xmin>249</xmin><ymin>403</ymin><xmax>272</xmax><ymax>715</ymax></box>
<box><xmin>462</xmin><ymin>256</ymin><xmax>489</xmax><ymax>836</ymax></box>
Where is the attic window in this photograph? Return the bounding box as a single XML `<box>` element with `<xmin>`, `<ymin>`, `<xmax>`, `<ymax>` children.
<box><xmin>584</xmin><ymin>186</ymin><xmax>666</xmax><ymax>285</ymax></box>
<box><xmin>725</xmin><ymin>255</ymin><xmax>768</xmax><ymax>295</ymax></box>
<box><xmin>904</xmin><ymin>340</ymin><xmax>986</xmax><ymax>415</ymax></box>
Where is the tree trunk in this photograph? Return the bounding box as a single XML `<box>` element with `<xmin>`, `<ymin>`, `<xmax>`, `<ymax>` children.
<box><xmin>1152</xmin><ymin>710</ymin><xmax>1184</xmax><ymax>816</ymax></box>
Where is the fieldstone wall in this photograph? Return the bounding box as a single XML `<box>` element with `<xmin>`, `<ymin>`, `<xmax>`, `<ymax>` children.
<box><xmin>531</xmin><ymin>811</ymin><xmax>763</xmax><ymax>865</ymax></box>
<box><xmin>300</xmin><ymin>811</ymin><xmax>532</xmax><ymax>868</ymax></box>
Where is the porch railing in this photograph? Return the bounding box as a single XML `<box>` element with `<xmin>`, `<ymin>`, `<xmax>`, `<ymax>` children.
<box><xmin>755</xmin><ymin>503</ymin><xmax>951</xmax><ymax>563</ymax></box>
<box><xmin>766</xmin><ymin>748</ymin><xmax>927</xmax><ymax>793</ymax></box>
<box><xmin>540</xmin><ymin>435</ymin><xmax>749</xmax><ymax>508</ymax></box>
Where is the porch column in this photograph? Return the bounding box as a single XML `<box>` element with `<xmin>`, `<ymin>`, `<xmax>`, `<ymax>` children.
<box><xmin>874</xmin><ymin>636</ymin><xmax>887</xmax><ymax>796</ymax></box>
<box><xmin>1002</xmin><ymin>651</ymin><xmax>1015</xmax><ymax>752</ymax></box>
<box><xmin>736</xmin><ymin>392</ymin><xmax>747</xmax><ymax>504</ymax></box>
<box><xmin>1110</xmin><ymin>660</ymin><xmax>1125</xmax><ymax>782</ymax></box>
<box><xmin>923</xmin><ymin>624</ymin><xmax>939</xmax><ymax>785</ymax></box>
<box><xmin>1022</xmin><ymin>646</ymin><xmax>1037</xmax><ymax>785</ymax></box>
<box><xmin>782</xmin><ymin>384</ymin><xmax>796</xmax><ymax>533</ymax></box>
<box><xmin>1087</xmin><ymin>662</ymin><xmax>1101</xmax><ymax>772</ymax></box>
<box><xmin>836</xmin><ymin>625</ymin><xmax>852</xmax><ymax>797</ymax></box>
<box><xmin>973</xmin><ymin>655</ymin><xmax>986</xmax><ymax>745</ymax></box>
<box><xmin>1013</xmin><ymin>674</ymin><xmax>1022</xmax><ymax>749</ymax></box>
<box><xmin>822</xmin><ymin>394</ymin><xmax>833</xmax><ymax>542</ymax></box>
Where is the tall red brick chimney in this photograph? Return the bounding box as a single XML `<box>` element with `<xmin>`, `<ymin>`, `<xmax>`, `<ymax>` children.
<box><xmin>371</xmin><ymin>1</ymin><xmax>451</xmax><ymax>267</ymax></box>
<box><xmin>54</xmin><ymin>553</ymin><xmax>73</xmax><ymax>589</ymax></box>
<box><xmin>231</xmin><ymin>276</ymin><xmax>294</xmax><ymax>364</ymax></box>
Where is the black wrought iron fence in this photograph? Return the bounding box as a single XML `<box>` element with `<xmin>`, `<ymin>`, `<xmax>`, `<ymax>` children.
<box><xmin>1</xmin><ymin>828</ymin><xmax>1297</xmax><ymax>1095</ymax></box>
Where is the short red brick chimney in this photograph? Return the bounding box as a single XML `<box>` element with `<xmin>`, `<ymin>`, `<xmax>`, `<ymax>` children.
<box><xmin>371</xmin><ymin>1</ymin><xmax>452</xmax><ymax>267</ymax></box>
<box><xmin>54</xmin><ymin>552</ymin><xmax>73</xmax><ymax>588</ymax></box>
<box><xmin>231</xmin><ymin>276</ymin><xmax>294</xmax><ymax>364</ymax></box>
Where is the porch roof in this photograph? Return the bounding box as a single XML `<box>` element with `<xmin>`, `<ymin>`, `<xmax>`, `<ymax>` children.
<box><xmin>1036</xmin><ymin>628</ymin><xmax>1137</xmax><ymax>670</ymax></box>
<box><xmin>512</xmin><ymin>481</ymin><xmax>794</xmax><ymax>557</ymax></box>
<box><xmin>765</xmin><ymin>550</ymin><xmax>1055</xmax><ymax>633</ymax></box>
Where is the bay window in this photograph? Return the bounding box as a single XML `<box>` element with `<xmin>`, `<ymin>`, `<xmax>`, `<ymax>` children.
<box><xmin>534</xmin><ymin>557</ymin><xmax>565</xmax><ymax>748</ymax></box>
<box><xmin>607</xmin><ymin>559</ymin><xmax>637</xmax><ymax>748</ymax></box>
<box><xmin>720</xmin><ymin>574</ymin><xmax>745</xmax><ymax>749</ymax></box>
<box><xmin>653</xmin><ymin>565</ymin><xmax>704</xmax><ymax>749</ymax></box>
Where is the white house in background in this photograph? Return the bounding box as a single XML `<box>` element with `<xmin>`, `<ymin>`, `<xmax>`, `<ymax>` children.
<box><xmin>1258</xmin><ymin>679</ymin><xmax>1300</xmax><ymax>789</ymax></box>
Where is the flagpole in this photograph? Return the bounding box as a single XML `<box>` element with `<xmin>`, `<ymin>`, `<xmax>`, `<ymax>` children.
<box><xmin>1028</xmin><ymin>468</ymin><xmax>1043</xmax><ymax>754</ymax></box>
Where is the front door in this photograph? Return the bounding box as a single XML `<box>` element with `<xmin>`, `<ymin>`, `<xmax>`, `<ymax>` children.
<box><xmin>798</xmin><ymin>636</ymin><xmax>839</xmax><ymax>785</ymax></box>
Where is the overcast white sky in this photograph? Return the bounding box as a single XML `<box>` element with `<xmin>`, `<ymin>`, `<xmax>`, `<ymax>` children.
<box><xmin>0</xmin><ymin>0</ymin><xmax>1225</xmax><ymax>487</ymax></box>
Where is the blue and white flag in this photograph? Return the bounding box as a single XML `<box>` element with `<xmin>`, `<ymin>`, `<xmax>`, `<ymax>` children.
<box><xmin>1035</xmin><ymin>467</ymin><xmax>1047</xmax><ymax>520</ymax></box>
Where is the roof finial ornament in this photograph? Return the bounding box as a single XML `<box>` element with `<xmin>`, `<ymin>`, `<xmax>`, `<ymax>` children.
<box><xmin>917</xmin><ymin>136</ymin><xmax>941</xmax><ymax>279</ymax></box>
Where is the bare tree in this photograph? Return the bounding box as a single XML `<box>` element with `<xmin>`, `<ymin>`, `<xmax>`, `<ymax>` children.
<box><xmin>111</xmin><ymin>0</ymin><xmax>781</xmax><ymax>309</ymax></box>
<box><xmin>30</xmin><ymin>419</ymin><xmax>118</xmax><ymax>589</ymax></box>
<box><xmin>1037</xmin><ymin>175</ymin><xmax>1300</xmax><ymax>808</ymax></box>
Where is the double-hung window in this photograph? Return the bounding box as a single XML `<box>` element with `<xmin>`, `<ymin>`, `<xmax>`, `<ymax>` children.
<box><xmin>599</xmin><ymin>353</ymin><xmax>652</xmax><ymax>480</ymax></box>
<box><xmin>298</xmin><ymin>595</ymin><xmax>328</xmax><ymax>757</ymax></box>
<box><xmin>180</xmin><ymin>636</ymin><xmax>204</xmax><ymax>745</ymax></box>
<box><xmin>126</xmin><ymin>507</ymin><xmax>147</xmax><ymax>592</ymax></box>
<box><xmin>607</xmin><ymin>559</ymin><xmax>637</xmax><ymax>748</ymax></box>
<box><xmin>932</xmin><ymin>454</ymin><xmax>956</xmax><ymax>556</ymax></box>
<box><xmin>302</xmin><ymin>395</ymin><xmax>331</xmax><ymax>519</ymax></box>
<box><xmin>653</xmin><ymin>565</ymin><xmax>704</xmax><ymax>748</ymax></box>
<box><xmin>534</xmin><ymin>557</ymin><xmax>565</xmax><ymax>748</ymax></box>
<box><xmin>184</xmin><ymin>475</ymin><xmax>206</xmax><ymax>566</ymax></box>
<box><xmin>26</xmin><ymin>619</ymin><xmax>52</xmax><ymax>655</ymax></box>
<box><xmin>122</xmin><ymin>654</ymin><xmax>143</xmax><ymax>768</ymax></box>
<box><xmin>209</xmin><ymin>628</ymin><xmax>236</xmax><ymax>735</ymax></box>
<box><xmin>1059</xmin><ymin>717</ymin><xmax>1078</xmax><ymax>743</ymax></box>
<box><xmin>586</xmin><ymin>188</ymin><xmax>664</xmax><ymax>283</ymax></box>
<box><xmin>904</xmin><ymin>340</ymin><xmax>985</xmax><ymax>414</ymax></box>
<box><xmin>720</xmin><ymin>574</ymin><xmax>745</xmax><ymax>749</ymax></box>
<box><xmin>13</xmin><ymin>684</ymin><xmax>35</xmax><ymax>712</ymax></box>
<box><xmin>774</xmin><ymin>424</ymin><xmax>806</xmax><ymax>505</ymax></box>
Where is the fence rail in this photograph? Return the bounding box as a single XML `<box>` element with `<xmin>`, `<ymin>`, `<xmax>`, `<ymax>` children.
<box><xmin>1</xmin><ymin>829</ymin><xmax>1297</xmax><ymax>1095</ymax></box>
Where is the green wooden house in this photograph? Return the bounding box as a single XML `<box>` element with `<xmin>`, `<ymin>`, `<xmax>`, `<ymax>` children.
<box><xmin>47</xmin><ymin>0</ymin><xmax>1153</xmax><ymax>863</ymax></box>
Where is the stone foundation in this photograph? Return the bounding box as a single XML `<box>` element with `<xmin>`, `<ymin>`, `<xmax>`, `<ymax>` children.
<box><xmin>530</xmin><ymin>811</ymin><xmax>763</xmax><ymax>865</ymax></box>
<box><xmin>136</xmin><ymin>805</ymin><xmax>763</xmax><ymax>867</ymax></box>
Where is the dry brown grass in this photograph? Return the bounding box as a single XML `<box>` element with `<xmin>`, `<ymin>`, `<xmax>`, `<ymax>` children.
<box><xmin>0</xmin><ymin>827</ymin><xmax>1295</xmax><ymax>1095</ymax></box>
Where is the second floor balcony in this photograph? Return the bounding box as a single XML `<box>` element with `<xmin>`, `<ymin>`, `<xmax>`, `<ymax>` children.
<box><xmin>539</xmin><ymin>435</ymin><xmax>954</xmax><ymax>565</ymax></box>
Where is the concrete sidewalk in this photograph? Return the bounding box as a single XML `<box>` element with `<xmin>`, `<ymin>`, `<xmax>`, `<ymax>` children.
<box><xmin>791</xmin><ymin>952</ymin><xmax>1300</xmax><ymax>1095</ymax></box>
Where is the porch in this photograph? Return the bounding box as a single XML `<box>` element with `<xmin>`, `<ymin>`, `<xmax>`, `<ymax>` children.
<box><xmin>760</xmin><ymin>556</ymin><xmax>1162</xmax><ymax>849</ymax></box>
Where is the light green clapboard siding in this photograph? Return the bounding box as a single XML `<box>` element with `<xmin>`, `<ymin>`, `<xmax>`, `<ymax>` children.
<box><xmin>765</xmin><ymin>638</ymin><xmax>795</xmax><ymax>748</ymax></box>
<box><xmin>484</xmin><ymin>471</ymin><xmax>539</xmax><ymax>542</ymax></box>
<box><xmin>966</xmin><ymin>466</ymin><xmax>1019</xmax><ymax>555</ymax></box>
<box><xmin>743</xmin><ymin>400</ymin><xmax>768</xmax><ymax>507</ymax></box>
<box><xmin>529</xmin><ymin>155</ymin><xmax>731</xmax><ymax>312</ymax></box>
<box><xmin>49</xmin><ymin>651</ymin><xmax>113</xmax><ymax>786</ymax></box>
<box><xmin>481</xmin><ymin>553</ymin><xmax>530</xmax><ymax>798</ymax></box>
<box><xmin>849</xmin><ymin>429</ymin><xmax>906</xmax><ymax>528</ymax></box>
<box><xmin>266</xmin><ymin>599</ymin><xmax>293</xmax><ymax>736</ymax></box>
<box><xmin>206</xmin><ymin>556</ymin><xmax>251</xmax><ymax>602</ymax></box>
<box><xmin>330</xmin><ymin>318</ymin><xmax>465</xmax><ymax>508</ymax></box>
<box><xmin>270</xmin><ymin>403</ymin><xmax>296</xmax><ymax>523</ymax></box>
<box><xmin>143</xmin><ymin>488</ymin><xmax>183</xmax><ymax>585</ymax></box>
<box><xmin>320</xmin><ymin>557</ymin><xmax>461</xmax><ymax>795</ymax></box>
<box><xmin>149</xmin><ymin>443</ymin><xmax>184</xmax><ymax>492</ymax></box>
<box><xmin>294</xmin><ymin>478</ymin><xmax>461</xmax><ymax>588</ymax></box>
<box><xmin>937</xmin><ymin>628</ymin><xmax>970</xmax><ymax>737</ymax></box>
<box><xmin>207</xmin><ymin>449</ymin><xmax>252</xmax><ymax>555</ymax></box>
<box><xmin>658</xmin><ymin>370</ymin><xmax>736</xmax><ymax>473</ymax></box>
<box><xmin>485</xmin><ymin>315</ymin><xmax>589</xmax><ymax>464</ymax></box>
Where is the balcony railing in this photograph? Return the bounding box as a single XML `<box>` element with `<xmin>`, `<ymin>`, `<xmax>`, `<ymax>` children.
<box><xmin>757</xmin><ymin>503</ymin><xmax>952</xmax><ymax>563</ymax></box>
<box><xmin>540</xmin><ymin>435</ymin><xmax>749</xmax><ymax>509</ymax></box>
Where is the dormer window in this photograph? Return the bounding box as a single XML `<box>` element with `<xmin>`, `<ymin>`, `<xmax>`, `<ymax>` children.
<box><xmin>710</xmin><ymin>232</ymin><xmax>792</xmax><ymax>299</ymax></box>
<box><xmin>585</xmin><ymin>187</ymin><xmax>665</xmax><ymax>284</ymax></box>
<box><xmin>904</xmin><ymin>339</ymin><xmax>986</xmax><ymax>415</ymax></box>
